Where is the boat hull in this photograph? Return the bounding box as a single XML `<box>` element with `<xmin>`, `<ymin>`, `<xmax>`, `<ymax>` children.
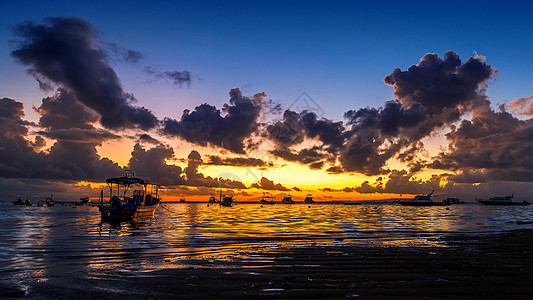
<box><xmin>99</xmin><ymin>203</ymin><xmax>159</xmax><ymax>221</ymax></box>
<box><xmin>478</xmin><ymin>200</ymin><xmax>530</xmax><ymax>206</ymax></box>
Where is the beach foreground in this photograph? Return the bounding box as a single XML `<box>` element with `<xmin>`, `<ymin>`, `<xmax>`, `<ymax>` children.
<box><xmin>3</xmin><ymin>229</ymin><xmax>532</xmax><ymax>299</ymax></box>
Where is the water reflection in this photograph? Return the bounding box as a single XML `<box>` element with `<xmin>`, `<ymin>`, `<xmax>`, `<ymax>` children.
<box><xmin>1</xmin><ymin>202</ymin><xmax>532</xmax><ymax>289</ymax></box>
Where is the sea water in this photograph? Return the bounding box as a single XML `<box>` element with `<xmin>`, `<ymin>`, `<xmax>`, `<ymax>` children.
<box><xmin>1</xmin><ymin>202</ymin><xmax>532</xmax><ymax>290</ymax></box>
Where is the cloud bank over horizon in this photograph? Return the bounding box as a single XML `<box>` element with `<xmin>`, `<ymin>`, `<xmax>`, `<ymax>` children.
<box><xmin>3</xmin><ymin>17</ymin><xmax>533</xmax><ymax>199</ymax></box>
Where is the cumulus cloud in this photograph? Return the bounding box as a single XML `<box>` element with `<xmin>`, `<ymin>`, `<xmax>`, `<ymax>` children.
<box><xmin>508</xmin><ymin>95</ymin><xmax>533</xmax><ymax>116</ymax></box>
<box><xmin>433</xmin><ymin>98</ymin><xmax>533</xmax><ymax>182</ymax></box>
<box><xmin>250</xmin><ymin>177</ymin><xmax>291</xmax><ymax>191</ymax></box>
<box><xmin>11</xmin><ymin>17</ymin><xmax>158</xmax><ymax>130</ymax></box>
<box><xmin>182</xmin><ymin>150</ymin><xmax>247</xmax><ymax>189</ymax></box>
<box><xmin>128</xmin><ymin>143</ymin><xmax>184</xmax><ymax>186</ymax></box>
<box><xmin>163</xmin><ymin>88</ymin><xmax>268</xmax><ymax>154</ymax></box>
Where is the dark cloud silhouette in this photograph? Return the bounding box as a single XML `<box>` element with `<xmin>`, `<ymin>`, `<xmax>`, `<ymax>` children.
<box><xmin>433</xmin><ymin>99</ymin><xmax>533</xmax><ymax>182</ymax></box>
<box><xmin>355</xmin><ymin>169</ymin><xmax>446</xmax><ymax>195</ymax></box>
<box><xmin>250</xmin><ymin>177</ymin><xmax>290</xmax><ymax>191</ymax></box>
<box><xmin>205</xmin><ymin>155</ymin><xmax>268</xmax><ymax>167</ymax></box>
<box><xmin>136</xmin><ymin>133</ymin><xmax>161</xmax><ymax>145</ymax></box>
<box><xmin>339</xmin><ymin>51</ymin><xmax>494</xmax><ymax>175</ymax></box>
<box><xmin>128</xmin><ymin>143</ymin><xmax>184</xmax><ymax>186</ymax></box>
<box><xmin>182</xmin><ymin>150</ymin><xmax>247</xmax><ymax>189</ymax></box>
<box><xmin>11</xmin><ymin>17</ymin><xmax>158</xmax><ymax>130</ymax></box>
<box><xmin>144</xmin><ymin>65</ymin><xmax>192</xmax><ymax>87</ymax></box>
<box><xmin>163</xmin><ymin>88</ymin><xmax>267</xmax><ymax>154</ymax></box>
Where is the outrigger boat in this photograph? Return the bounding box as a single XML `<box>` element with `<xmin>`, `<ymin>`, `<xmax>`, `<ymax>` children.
<box><xmin>397</xmin><ymin>190</ymin><xmax>443</xmax><ymax>206</ymax></box>
<box><xmin>477</xmin><ymin>194</ymin><xmax>530</xmax><ymax>206</ymax></box>
<box><xmin>98</xmin><ymin>170</ymin><xmax>161</xmax><ymax>221</ymax></box>
<box><xmin>260</xmin><ymin>196</ymin><xmax>275</xmax><ymax>204</ymax></box>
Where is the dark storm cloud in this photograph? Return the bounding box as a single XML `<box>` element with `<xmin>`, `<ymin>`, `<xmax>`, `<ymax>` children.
<box><xmin>144</xmin><ymin>65</ymin><xmax>192</xmax><ymax>87</ymax></box>
<box><xmin>338</xmin><ymin>51</ymin><xmax>495</xmax><ymax>175</ymax></box>
<box><xmin>11</xmin><ymin>17</ymin><xmax>158</xmax><ymax>130</ymax></box>
<box><xmin>433</xmin><ymin>99</ymin><xmax>533</xmax><ymax>182</ymax></box>
<box><xmin>34</xmin><ymin>88</ymin><xmax>99</xmax><ymax>130</ymax></box>
<box><xmin>182</xmin><ymin>150</ymin><xmax>247</xmax><ymax>189</ymax></box>
<box><xmin>205</xmin><ymin>155</ymin><xmax>268</xmax><ymax>167</ymax></box>
<box><xmin>250</xmin><ymin>177</ymin><xmax>290</xmax><ymax>191</ymax></box>
<box><xmin>128</xmin><ymin>143</ymin><xmax>184</xmax><ymax>186</ymax></box>
<box><xmin>163</xmin><ymin>88</ymin><xmax>267</xmax><ymax>154</ymax></box>
<box><xmin>0</xmin><ymin>96</ymin><xmax>123</xmax><ymax>181</ymax></box>
<box><xmin>266</xmin><ymin>110</ymin><xmax>346</xmax><ymax>152</ymax></box>
<box><xmin>270</xmin><ymin>147</ymin><xmax>328</xmax><ymax>165</ymax></box>
<box><xmin>384</xmin><ymin>51</ymin><xmax>494</xmax><ymax>113</ymax></box>
<box><xmin>136</xmin><ymin>133</ymin><xmax>161</xmax><ymax>145</ymax></box>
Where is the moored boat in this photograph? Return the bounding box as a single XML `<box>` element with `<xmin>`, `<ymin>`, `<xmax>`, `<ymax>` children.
<box><xmin>281</xmin><ymin>195</ymin><xmax>294</xmax><ymax>204</ymax></box>
<box><xmin>477</xmin><ymin>194</ymin><xmax>530</xmax><ymax>206</ymax></box>
<box><xmin>98</xmin><ymin>170</ymin><xmax>161</xmax><ymax>222</ymax></box>
<box><xmin>260</xmin><ymin>196</ymin><xmax>275</xmax><ymax>204</ymax></box>
<box><xmin>442</xmin><ymin>198</ymin><xmax>464</xmax><ymax>205</ymax></box>
<box><xmin>397</xmin><ymin>190</ymin><xmax>443</xmax><ymax>206</ymax></box>
<box><xmin>13</xmin><ymin>198</ymin><xmax>31</xmax><ymax>206</ymax></box>
<box><xmin>304</xmin><ymin>194</ymin><xmax>315</xmax><ymax>204</ymax></box>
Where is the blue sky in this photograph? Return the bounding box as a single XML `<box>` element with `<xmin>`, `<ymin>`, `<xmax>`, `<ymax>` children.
<box><xmin>2</xmin><ymin>0</ymin><xmax>533</xmax><ymax>121</ymax></box>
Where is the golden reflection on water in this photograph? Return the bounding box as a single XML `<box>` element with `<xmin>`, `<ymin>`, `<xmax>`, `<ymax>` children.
<box><xmin>1</xmin><ymin>202</ymin><xmax>532</xmax><ymax>283</ymax></box>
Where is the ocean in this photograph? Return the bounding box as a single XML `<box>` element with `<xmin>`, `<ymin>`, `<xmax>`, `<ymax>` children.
<box><xmin>1</xmin><ymin>202</ymin><xmax>532</xmax><ymax>294</ymax></box>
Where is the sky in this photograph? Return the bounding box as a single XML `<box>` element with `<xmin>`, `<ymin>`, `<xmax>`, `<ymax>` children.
<box><xmin>1</xmin><ymin>0</ymin><xmax>533</xmax><ymax>202</ymax></box>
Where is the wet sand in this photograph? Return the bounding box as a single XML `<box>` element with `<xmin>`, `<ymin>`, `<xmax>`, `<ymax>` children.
<box><xmin>5</xmin><ymin>229</ymin><xmax>533</xmax><ymax>299</ymax></box>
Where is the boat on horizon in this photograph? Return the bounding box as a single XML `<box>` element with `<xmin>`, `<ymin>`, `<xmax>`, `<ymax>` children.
<box><xmin>260</xmin><ymin>196</ymin><xmax>275</xmax><ymax>204</ymax></box>
<box><xmin>13</xmin><ymin>197</ymin><xmax>31</xmax><ymax>206</ymax></box>
<box><xmin>98</xmin><ymin>170</ymin><xmax>161</xmax><ymax>222</ymax></box>
<box><xmin>477</xmin><ymin>194</ymin><xmax>530</xmax><ymax>206</ymax></box>
<box><xmin>209</xmin><ymin>190</ymin><xmax>234</xmax><ymax>206</ymax></box>
<box><xmin>397</xmin><ymin>190</ymin><xmax>443</xmax><ymax>206</ymax></box>
<box><xmin>281</xmin><ymin>195</ymin><xmax>295</xmax><ymax>204</ymax></box>
<box><xmin>304</xmin><ymin>194</ymin><xmax>315</xmax><ymax>204</ymax></box>
<box><xmin>442</xmin><ymin>197</ymin><xmax>464</xmax><ymax>205</ymax></box>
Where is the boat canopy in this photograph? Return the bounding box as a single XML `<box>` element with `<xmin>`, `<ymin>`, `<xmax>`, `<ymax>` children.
<box><xmin>105</xmin><ymin>170</ymin><xmax>160</xmax><ymax>187</ymax></box>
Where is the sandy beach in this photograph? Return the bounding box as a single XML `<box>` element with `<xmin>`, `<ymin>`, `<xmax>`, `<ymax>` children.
<box><xmin>3</xmin><ymin>228</ymin><xmax>531</xmax><ymax>299</ymax></box>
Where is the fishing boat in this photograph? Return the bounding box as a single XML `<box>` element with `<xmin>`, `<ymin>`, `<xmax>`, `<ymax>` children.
<box><xmin>44</xmin><ymin>194</ymin><xmax>54</xmax><ymax>206</ymax></box>
<box><xmin>260</xmin><ymin>196</ymin><xmax>275</xmax><ymax>204</ymax></box>
<box><xmin>477</xmin><ymin>194</ymin><xmax>530</xmax><ymax>206</ymax></box>
<box><xmin>397</xmin><ymin>190</ymin><xmax>443</xmax><ymax>206</ymax></box>
<box><xmin>304</xmin><ymin>194</ymin><xmax>315</xmax><ymax>204</ymax></box>
<box><xmin>98</xmin><ymin>170</ymin><xmax>161</xmax><ymax>221</ymax></box>
<box><xmin>281</xmin><ymin>195</ymin><xmax>295</xmax><ymax>204</ymax></box>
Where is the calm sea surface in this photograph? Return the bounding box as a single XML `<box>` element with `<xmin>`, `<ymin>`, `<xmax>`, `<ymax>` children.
<box><xmin>1</xmin><ymin>202</ymin><xmax>532</xmax><ymax>291</ymax></box>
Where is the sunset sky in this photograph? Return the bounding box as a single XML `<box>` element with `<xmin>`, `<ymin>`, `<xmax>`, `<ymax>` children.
<box><xmin>1</xmin><ymin>0</ymin><xmax>533</xmax><ymax>202</ymax></box>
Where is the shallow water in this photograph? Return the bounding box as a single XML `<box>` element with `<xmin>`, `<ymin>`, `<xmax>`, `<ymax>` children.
<box><xmin>1</xmin><ymin>202</ymin><xmax>532</xmax><ymax>290</ymax></box>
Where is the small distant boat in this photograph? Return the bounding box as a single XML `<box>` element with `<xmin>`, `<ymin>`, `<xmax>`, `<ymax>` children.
<box><xmin>209</xmin><ymin>190</ymin><xmax>234</xmax><ymax>206</ymax></box>
<box><xmin>45</xmin><ymin>194</ymin><xmax>54</xmax><ymax>206</ymax></box>
<box><xmin>477</xmin><ymin>194</ymin><xmax>530</xmax><ymax>206</ymax></box>
<box><xmin>281</xmin><ymin>195</ymin><xmax>294</xmax><ymax>204</ymax></box>
<box><xmin>397</xmin><ymin>190</ymin><xmax>443</xmax><ymax>206</ymax></box>
<box><xmin>304</xmin><ymin>194</ymin><xmax>315</xmax><ymax>204</ymax></box>
<box><xmin>220</xmin><ymin>195</ymin><xmax>234</xmax><ymax>207</ymax></box>
<box><xmin>442</xmin><ymin>198</ymin><xmax>464</xmax><ymax>205</ymax></box>
<box><xmin>98</xmin><ymin>170</ymin><xmax>161</xmax><ymax>222</ymax></box>
<box><xmin>179</xmin><ymin>198</ymin><xmax>186</xmax><ymax>203</ymax></box>
<box><xmin>260</xmin><ymin>196</ymin><xmax>275</xmax><ymax>205</ymax></box>
<box><xmin>77</xmin><ymin>197</ymin><xmax>90</xmax><ymax>206</ymax></box>
<box><xmin>13</xmin><ymin>198</ymin><xmax>31</xmax><ymax>206</ymax></box>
